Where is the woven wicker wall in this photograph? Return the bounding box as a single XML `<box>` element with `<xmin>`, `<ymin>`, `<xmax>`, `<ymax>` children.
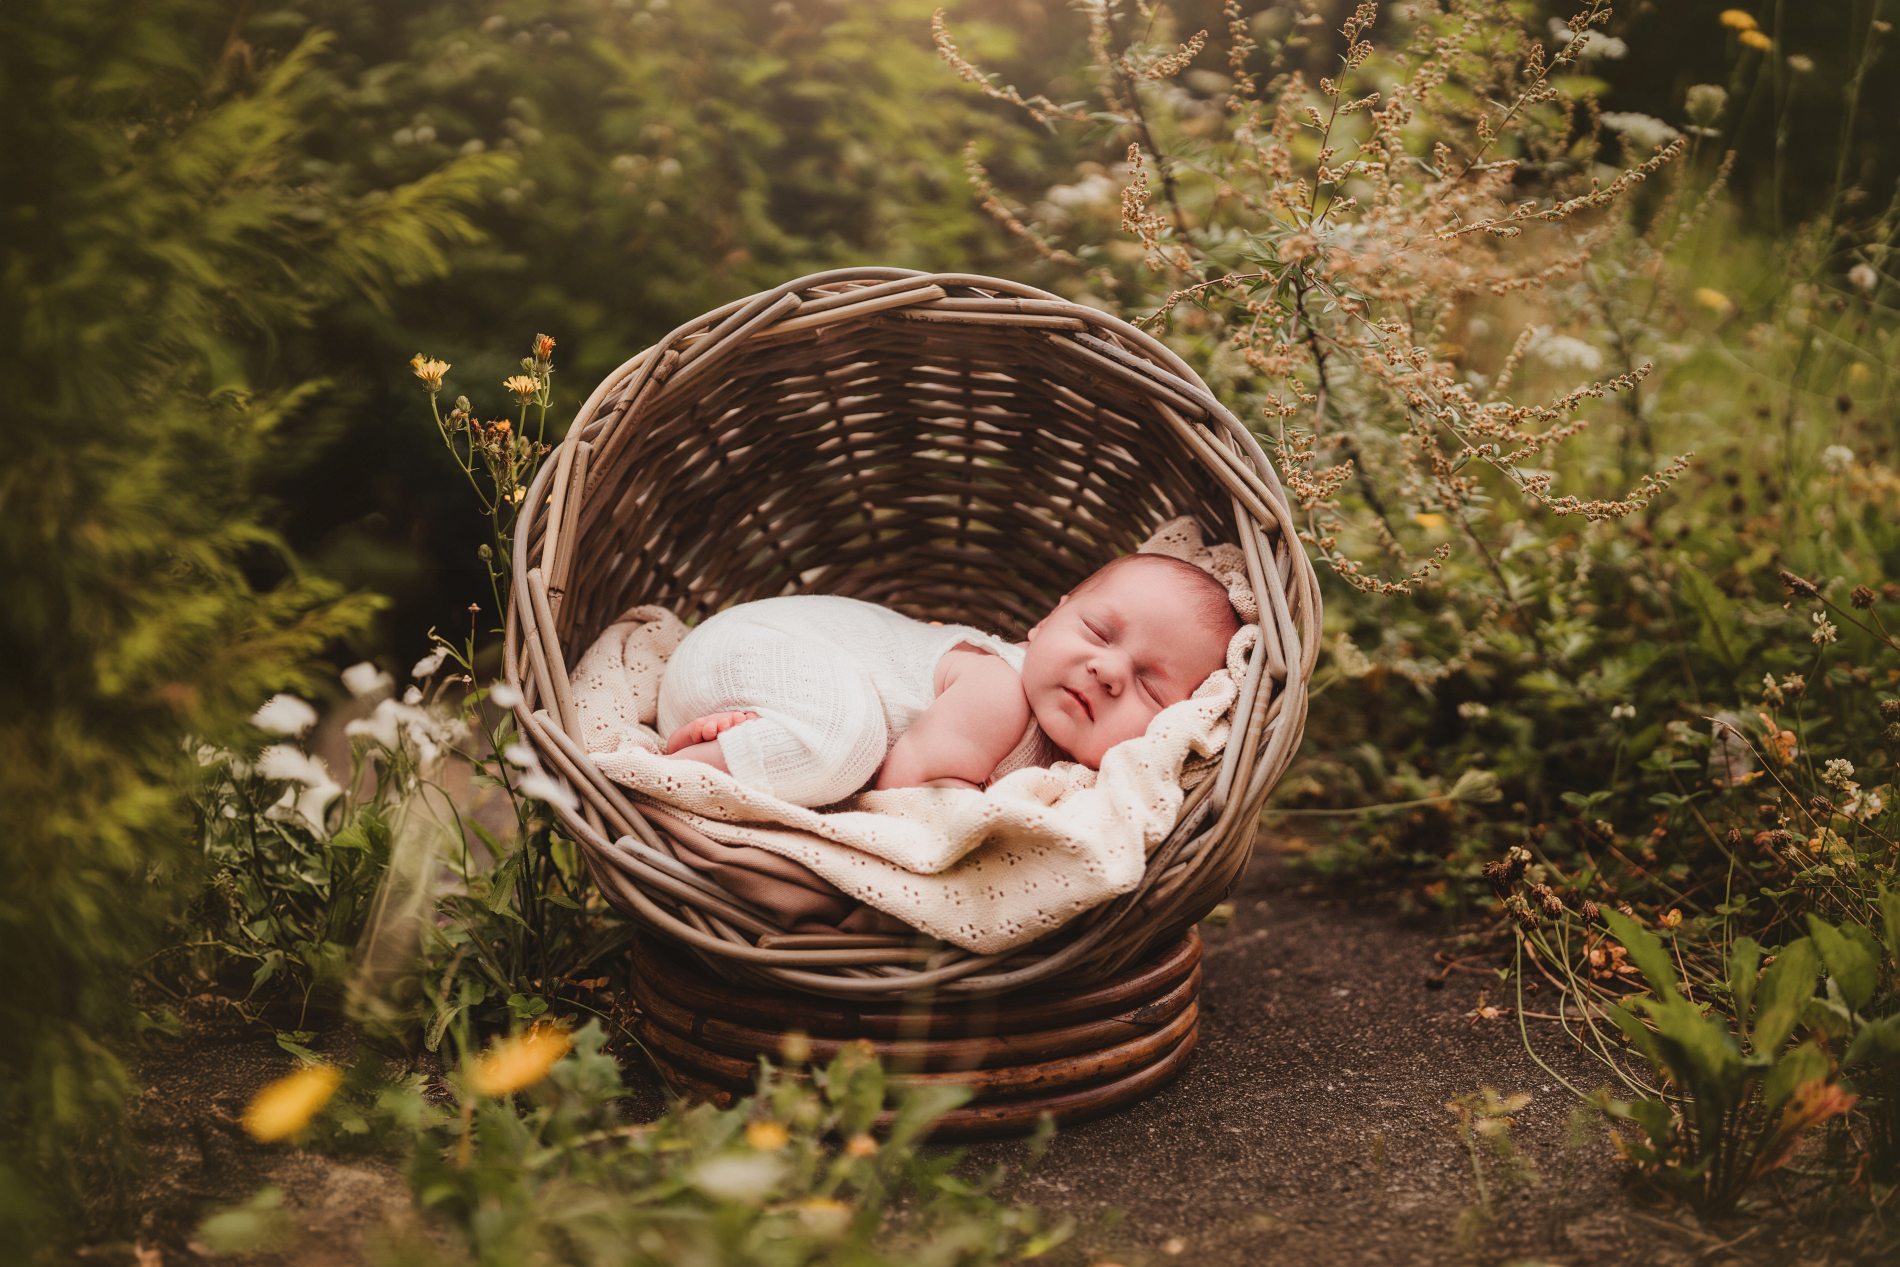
<box><xmin>504</xmin><ymin>268</ymin><xmax>1321</xmax><ymax>1000</ymax></box>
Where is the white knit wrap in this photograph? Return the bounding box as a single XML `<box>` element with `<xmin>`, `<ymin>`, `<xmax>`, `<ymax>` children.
<box><xmin>654</xmin><ymin>594</ymin><xmax>1047</xmax><ymax>807</ymax></box>
<box><xmin>565</xmin><ymin>515</ymin><xmax>1261</xmax><ymax>953</ymax></box>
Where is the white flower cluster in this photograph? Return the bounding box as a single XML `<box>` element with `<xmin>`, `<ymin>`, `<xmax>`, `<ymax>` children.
<box><xmin>342</xmin><ymin>659</ymin><xmax>470</xmax><ymax>767</ymax></box>
<box><xmin>492</xmin><ymin>713</ymin><xmax>577</xmax><ymax>815</ymax></box>
<box><xmin>256</xmin><ymin>743</ymin><xmax>342</xmax><ymax>832</ymax></box>
<box><xmin>1527</xmin><ymin>326</ymin><xmax>1606</xmax><ymax>373</ymax></box>
<box><xmin>1597</xmin><ymin>112</ymin><xmax>1680</xmax><ymax>151</ymax></box>
<box><xmin>1547</xmin><ymin>18</ymin><xmax>1628</xmax><ymax>60</ymax></box>
<box><xmin>1820</xmin><ymin>444</ymin><xmax>1856</xmax><ymax>473</ymax></box>
<box><xmin>1811</xmin><ymin>611</ymin><xmax>1839</xmax><ymax>645</ymax></box>
<box><xmin>1818</xmin><ymin>758</ymin><xmax>1887</xmax><ymax>824</ymax></box>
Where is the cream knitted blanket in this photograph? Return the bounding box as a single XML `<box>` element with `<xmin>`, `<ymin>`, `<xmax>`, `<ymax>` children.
<box><xmin>564</xmin><ymin>517</ymin><xmax>1260</xmax><ymax>955</ymax></box>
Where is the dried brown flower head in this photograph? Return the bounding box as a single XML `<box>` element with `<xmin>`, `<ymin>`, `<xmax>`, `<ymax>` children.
<box><xmin>1779</xmin><ymin>568</ymin><xmax>1820</xmax><ymax>597</ymax></box>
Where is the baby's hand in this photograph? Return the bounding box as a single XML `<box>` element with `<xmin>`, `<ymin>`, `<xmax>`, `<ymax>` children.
<box><xmin>664</xmin><ymin>711</ymin><xmax>760</xmax><ymax>754</ymax></box>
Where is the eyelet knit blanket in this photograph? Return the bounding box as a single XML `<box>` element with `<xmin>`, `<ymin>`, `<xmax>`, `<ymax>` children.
<box><xmin>564</xmin><ymin>517</ymin><xmax>1262</xmax><ymax>955</ymax></box>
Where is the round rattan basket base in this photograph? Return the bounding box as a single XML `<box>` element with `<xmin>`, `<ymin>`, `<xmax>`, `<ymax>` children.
<box><xmin>629</xmin><ymin>928</ymin><xmax>1202</xmax><ymax>1139</ymax></box>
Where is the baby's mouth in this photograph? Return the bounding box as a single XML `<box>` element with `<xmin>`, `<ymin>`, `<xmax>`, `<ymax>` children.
<box><xmin>1064</xmin><ymin>686</ymin><xmax>1093</xmax><ymax>720</ymax></box>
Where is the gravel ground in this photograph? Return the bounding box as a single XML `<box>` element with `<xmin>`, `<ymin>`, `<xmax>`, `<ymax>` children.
<box><xmin>949</xmin><ymin>851</ymin><xmax>1893</xmax><ymax>1267</ymax></box>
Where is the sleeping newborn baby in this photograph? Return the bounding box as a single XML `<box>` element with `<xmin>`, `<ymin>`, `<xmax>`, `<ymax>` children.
<box><xmin>656</xmin><ymin>553</ymin><xmax>1241</xmax><ymax>807</ymax></box>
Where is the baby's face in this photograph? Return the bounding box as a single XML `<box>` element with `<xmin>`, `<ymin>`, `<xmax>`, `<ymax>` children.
<box><xmin>1019</xmin><ymin>564</ymin><xmax>1233</xmax><ymax>768</ymax></box>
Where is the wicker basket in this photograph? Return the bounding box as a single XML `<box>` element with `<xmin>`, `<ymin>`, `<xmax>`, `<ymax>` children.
<box><xmin>503</xmin><ymin>266</ymin><xmax>1320</xmax><ymax>1003</ymax></box>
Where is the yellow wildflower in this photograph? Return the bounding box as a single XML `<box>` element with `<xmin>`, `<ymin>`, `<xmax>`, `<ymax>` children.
<box><xmin>1846</xmin><ymin>362</ymin><xmax>1874</xmax><ymax>387</ymax></box>
<box><xmin>1739</xmin><ymin>29</ymin><xmax>1773</xmax><ymax>51</ymax></box>
<box><xmin>1718</xmin><ymin>9</ymin><xmax>1758</xmax><ymax>31</ymax></box>
<box><xmin>844</xmin><ymin>1132</ymin><xmax>878</xmax><ymax>1158</ymax></box>
<box><xmin>533</xmin><ymin>333</ymin><xmax>556</xmax><ymax>360</ymax></box>
<box><xmin>503</xmin><ymin>374</ymin><xmax>538</xmax><ymax>399</ymax></box>
<box><xmin>241</xmin><ymin>1063</ymin><xmax>342</xmax><ymax>1142</ymax></box>
<box><xmin>778</xmin><ymin>1030</ymin><xmax>812</xmax><ymax>1065</ymax></box>
<box><xmin>1412</xmin><ymin>512</ymin><xmax>1447</xmax><ymax>529</ymax></box>
<box><xmin>1692</xmin><ymin>287</ymin><xmax>1736</xmax><ymax>317</ymax></box>
<box><xmin>410</xmin><ymin>354</ymin><xmax>451</xmax><ymax>393</ymax></box>
<box><xmin>745</xmin><ymin>1119</ymin><xmax>791</xmax><ymax>1150</ymax></box>
<box><xmin>468</xmin><ymin>1023</ymin><xmax>572</xmax><ymax>1096</ymax></box>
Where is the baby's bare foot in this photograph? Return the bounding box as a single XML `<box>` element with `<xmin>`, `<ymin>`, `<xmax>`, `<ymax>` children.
<box><xmin>664</xmin><ymin>710</ymin><xmax>760</xmax><ymax>754</ymax></box>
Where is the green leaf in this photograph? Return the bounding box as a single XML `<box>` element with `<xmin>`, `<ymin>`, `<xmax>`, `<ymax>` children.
<box><xmin>485</xmin><ymin>848</ymin><xmax>526</xmax><ymax>915</ymax></box>
<box><xmin>1843</xmin><ymin>1015</ymin><xmax>1900</xmax><ymax>1069</ymax></box>
<box><xmin>506</xmin><ymin>993</ymin><xmax>548</xmax><ymax>1020</ymax></box>
<box><xmin>274</xmin><ymin>1032</ymin><xmax>320</xmax><ymax>1062</ymax></box>
<box><xmin>1878</xmin><ymin>884</ymin><xmax>1900</xmax><ymax>968</ymax></box>
<box><xmin>1806</xmin><ymin>915</ymin><xmax>1876</xmax><ymax>1011</ymax></box>
<box><xmin>249</xmin><ymin>950</ymin><xmax>285</xmax><ymax>997</ymax></box>
<box><xmin>1676</xmin><ymin>564</ymin><xmax>1739</xmax><ymax>669</ymax></box>
<box><xmin>1727</xmin><ymin>936</ymin><xmax>1762</xmax><ymax>1019</ymax></box>
<box><xmin>1605</xmin><ymin>1001</ymin><xmax>1662</xmax><ymax>1067</ymax></box>
<box><xmin>328</xmin><ymin>814</ymin><xmax>374</xmax><ymax>852</ymax></box>
<box><xmin>1640</xmin><ymin>996</ymin><xmax>1745</xmax><ymax>1106</ymax></box>
<box><xmin>1751</xmin><ymin>938</ymin><xmax>1820</xmax><ymax>1055</ymax></box>
<box><xmin>1600</xmin><ymin>907</ymin><xmax>1679</xmax><ymax>998</ymax></box>
<box><xmin>194</xmin><ymin>1187</ymin><xmax>289</xmax><ymax>1255</ymax></box>
<box><xmin>1761</xmin><ymin>1041</ymin><xmax>1828</xmax><ymax>1116</ymax></box>
<box><xmin>1626</xmin><ymin>1096</ymin><xmax>1675</xmax><ymax>1145</ymax></box>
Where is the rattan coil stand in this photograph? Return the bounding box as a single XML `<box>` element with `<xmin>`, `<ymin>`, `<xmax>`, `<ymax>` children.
<box><xmin>503</xmin><ymin>266</ymin><xmax>1321</xmax><ymax>1132</ymax></box>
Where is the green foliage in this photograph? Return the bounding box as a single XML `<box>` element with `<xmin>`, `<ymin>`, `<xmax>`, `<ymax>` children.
<box><xmin>242</xmin><ymin>0</ymin><xmax>1066</xmax><ymax>638</ymax></box>
<box><xmin>1594</xmin><ymin>908</ymin><xmax>1859</xmax><ymax>1213</ymax></box>
<box><xmin>207</xmin><ymin>1021</ymin><xmax>1066</xmax><ymax>1266</ymax></box>
<box><xmin>0</xmin><ymin>0</ymin><xmax>502</xmax><ymax>1240</ymax></box>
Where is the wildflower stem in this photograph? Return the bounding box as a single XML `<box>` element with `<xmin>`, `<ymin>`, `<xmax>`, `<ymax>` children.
<box><xmin>1102</xmin><ymin>3</ymin><xmax>1203</xmax><ymax>274</ymax></box>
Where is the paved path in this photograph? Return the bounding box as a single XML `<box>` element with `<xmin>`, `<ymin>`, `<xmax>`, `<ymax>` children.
<box><xmin>950</xmin><ymin>852</ymin><xmax>1859</xmax><ymax>1266</ymax></box>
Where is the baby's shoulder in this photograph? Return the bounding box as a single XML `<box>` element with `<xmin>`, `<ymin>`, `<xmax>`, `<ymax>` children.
<box><xmin>933</xmin><ymin>641</ymin><xmax>1024</xmax><ymax>697</ymax></box>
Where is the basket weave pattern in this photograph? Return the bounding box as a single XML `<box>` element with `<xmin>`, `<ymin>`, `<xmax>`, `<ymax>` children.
<box><xmin>504</xmin><ymin>267</ymin><xmax>1321</xmax><ymax>1000</ymax></box>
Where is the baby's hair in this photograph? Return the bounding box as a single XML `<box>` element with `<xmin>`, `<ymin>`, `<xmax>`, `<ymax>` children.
<box><xmin>1073</xmin><ymin>553</ymin><xmax>1241</xmax><ymax>645</ymax></box>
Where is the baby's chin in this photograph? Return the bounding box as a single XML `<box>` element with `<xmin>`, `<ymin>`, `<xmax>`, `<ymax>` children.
<box><xmin>1027</xmin><ymin>701</ymin><xmax>1100</xmax><ymax>769</ymax></box>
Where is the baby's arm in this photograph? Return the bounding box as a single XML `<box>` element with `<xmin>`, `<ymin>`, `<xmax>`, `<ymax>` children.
<box><xmin>873</xmin><ymin>657</ymin><xmax>1030</xmax><ymax>792</ymax></box>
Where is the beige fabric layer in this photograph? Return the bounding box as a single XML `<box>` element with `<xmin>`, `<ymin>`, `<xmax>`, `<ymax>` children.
<box><xmin>564</xmin><ymin>517</ymin><xmax>1258</xmax><ymax>954</ymax></box>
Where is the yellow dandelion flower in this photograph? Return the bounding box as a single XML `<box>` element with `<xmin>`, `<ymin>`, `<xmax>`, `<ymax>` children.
<box><xmin>241</xmin><ymin>1064</ymin><xmax>342</xmax><ymax>1142</ymax></box>
<box><xmin>533</xmin><ymin>333</ymin><xmax>556</xmax><ymax>360</ymax></box>
<box><xmin>1412</xmin><ymin>512</ymin><xmax>1447</xmax><ymax>529</ymax></box>
<box><xmin>410</xmin><ymin>354</ymin><xmax>451</xmax><ymax>392</ymax></box>
<box><xmin>1718</xmin><ymin>9</ymin><xmax>1758</xmax><ymax>31</ymax></box>
<box><xmin>468</xmin><ymin>1023</ymin><xmax>572</xmax><ymax>1096</ymax></box>
<box><xmin>503</xmin><ymin>374</ymin><xmax>538</xmax><ymax>399</ymax></box>
<box><xmin>745</xmin><ymin>1119</ymin><xmax>791</xmax><ymax>1151</ymax></box>
<box><xmin>1692</xmin><ymin>287</ymin><xmax>1736</xmax><ymax>317</ymax></box>
<box><xmin>1739</xmin><ymin>29</ymin><xmax>1773</xmax><ymax>51</ymax></box>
